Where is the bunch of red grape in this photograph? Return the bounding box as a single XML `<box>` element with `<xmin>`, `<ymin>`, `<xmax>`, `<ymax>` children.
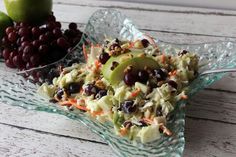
<box><xmin>0</xmin><ymin>14</ymin><xmax>82</xmax><ymax>70</ymax></box>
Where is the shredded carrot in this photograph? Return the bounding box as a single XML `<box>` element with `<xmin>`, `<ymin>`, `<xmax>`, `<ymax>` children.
<box><xmin>59</xmin><ymin>98</ymin><xmax>88</xmax><ymax>111</ymax></box>
<box><xmin>90</xmin><ymin>110</ymin><xmax>104</xmax><ymax>116</ymax></box>
<box><xmin>128</xmin><ymin>42</ymin><xmax>134</xmax><ymax>48</ymax></box>
<box><xmin>74</xmin><ymin>104</ymin><xmax>88</xmax><ymax>111</ymax></box>
<box><xmin>79</xmin><ymin>99</ymin><xmax>85</xmax><ymax>104</ymax></box>
<box><xmin>59</xmin><ymin>101</ymin><xmax>72</xmax><ymax>107</ymax></box>
<box><xmin>68</xmin><ymin>98</ymin><xmax>77</xmax><ymax>105</ymax></box>
<box><xmin>82</xmin><ymin>44</ymin><xmax>88</xmax><ymax>62</ymax></box>
<box><xmin>181</xmin><ymin>95</ymin><xmax>188</xmax><ymax>100</ymax></box>
<box><xmin>168</xmin><ymin>70</ymin><xmax>177</xmax><ymax>76</ymax></box>
<box><xmin>95</xmin><ymin>59</ymin><xmax>101</xmax><ymax>69</ymax></box>
<box><xmin>159</xmin><ymin>124</ymin><xmax>172</xmax><ymax>136</ymax></box>
<box><xmin>129</xmin><ymin>88</ymin><xmax>141</xmax><ymax>98</ymax></box>
<box><xmin>120</xmin><ymin>127</ymin><xmax>128</xmax><ymax>136</ymax></box>
<box><xmin>143</xmin><ymin>118</ymin><xmax>153</xmax><ymax>124</ymax></box>
<box><xmin>161</xmin><ymin>53</ymin><xmax>166</xmax><ymax>64</ymax></box>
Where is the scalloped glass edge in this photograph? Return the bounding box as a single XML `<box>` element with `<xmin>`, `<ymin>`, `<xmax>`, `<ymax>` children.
<box><xmin>1</xmin><ymin>9</ymin><xmax>236</xmax><ymax>157</ymax></box>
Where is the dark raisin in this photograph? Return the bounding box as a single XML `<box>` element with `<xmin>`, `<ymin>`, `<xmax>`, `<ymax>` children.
<box><xmin>138</xmin><ymin>120</ymin><xmax>148</xmax><ymax>127</ymax></box>
<box><xmin>159</xmin><ymin>128</ymin><xmax>163</xmax><ymax>133</ymax></box>
<box><xmin>68</xmin><ymin>82</ymin><xmax>81</xmax><ymax>94</ymax></box>
<box><xmin>124</xmin><ymin>71</ymin><xmax>137</xmax><ymax>86</ymax></box>
<box><xmin>47</xmin><ymin>69</ymin><xmax>60</xmax><ymax>84</ymax></box>
<box><xmin>152</xmin><ymin>69</ymin><xmax>167</xmax><ymax>81</ymax></box>
<box><xmin>147</xmin><ymin>80</ymin><xmax>158</xmax><ymax>89</ymax></box>
<box><xmin>156</xmin><ymin>106</ymin><xmax>163</xmax><ymax>117</ymax></box>
<box><xmin>95</xmin><ymin>90</ymin><xmax>107</xmax><ymax>99</ymax></box>
<box><xmin>49</xmin><ymin>99</ymin><xmax>58</xmax><ymax>103</ymax></box>
<box><xmin>167</xmin><ymin>80</ymin><xmax>178</xmax><ymax>89</ymax></box>
<box><xmin>55</xmin><ymin>88</ymin><xmax>64</xmax><ymax>99</ymax></box>
<box><xmin>109</xmin><ymin>43</ymin><xmax>120</xmax><ymax>51</ymax></box>
<box><xmin>178</xmin><ymin>50</ymin><xmax>188</xmax><ymax>56</ymax></box>
<box><xmin>121</xmin><ymin>100</ymin><xmax>136</xmax><ymax>114</ymax></box>
<box><xmin>68</xmin><ymin>106</ymin><xmax>74</xmax><ymax>111</ymax></box>
<box><xmin>141</xmin><ymin>39</ymin><xmax>150</xmax><ymax>48</ymax></box>
<box><xmin>115</xmin><ymin>38</ymin><xmax>120</xmax><ymax>43</ymax></box>
<box><xmin>99</xmin><ymin>52</ymin><xmax>110</xmax><ymax>64</ymax></box>
<box><xmin>123</xmin><ymin>121</ymin><xmax>133</xmax><ymax>128</ymax></box>
<box><xmin>137</xmin><ymin>70</ymin><xmax>149</xmax><ymax>83</ymax></box>
<box><xmin>84</xmin><ymin>84</ymin><xmax>98</xmax><ymax>96</ymax></box>
<box><xmin>110</xmin><ymin>61</ymin><xmax>119</xmax><ymax>70</ymax></box>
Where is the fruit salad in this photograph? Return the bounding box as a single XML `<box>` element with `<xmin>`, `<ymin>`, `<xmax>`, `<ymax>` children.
<box><xmin>38</xmin><ymin>38</ymin><xmax>199</xmax><ymax>143</ymax></box>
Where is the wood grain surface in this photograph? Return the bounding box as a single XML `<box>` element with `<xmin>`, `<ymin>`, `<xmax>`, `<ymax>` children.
<box><xmin>0</xmin><ymin>0</ymin><xmax>236</xmax><ymax>156</ymax></box>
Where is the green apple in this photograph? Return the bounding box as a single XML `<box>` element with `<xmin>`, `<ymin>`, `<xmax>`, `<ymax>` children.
<box><xmin>102</xmin><ymin>49</ymin><xmax>159</xmax><ymax>85</ymax></box>
<box><xmin>4</xmin><ymin>0</ymin><xmax>52</xmax><ymax>23</ymax></box>
<box><xmin>0</xmin><ymin>11</ymin><xmax>13</xmax><ymax>38</ymax></box>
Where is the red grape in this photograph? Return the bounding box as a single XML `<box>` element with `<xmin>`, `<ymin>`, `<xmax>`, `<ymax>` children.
<box><xmin>8</xmin><ymin>32</ymin><xmax>18</xmax><ymax>42</ymax></box>
<box><xmin>18</xmin><ymin>46</ymin><xmax>24</xmax><ymax>53</ymax></box>
<box><xmin>9</xmin><ymin>50</ymin><xmax>17</xmax><ymax>58</ymax></box>
<box><xmin>23</xmin><ymin>45</ymin><xmax>34</xmax><ymax>54</ymax></box>
<box><xmin>45</xmin><ymin>31</ymin><xmax>53</xmax><ymax>40</ymax></box>
<box><xmin>39</xmin><ymin>34</ymin><xmax>49</xmax><ymax>43</ymax></box>
<box><xmin>2</xmin><ymin>49</ymin><xmax>11</xmax><ymax>60</ymax></box>
<box><xmin>55</xmin><ymin>22</ymin><xmax>61</xmax><ymax>28</ymax></box>
<box><xmin>38</xmin><ymin>45</ymin><xmax>49</xmax><ymax>54</ymax></box>
<box><xmin>32</xmin><ymin>40</ymin><xmax>41</xmax><ymax>48</ymax></box>
<box><xmin>52</xmin><ymin>28</ymin><xmax>62</xmax><ymax>38</ymax></box>
<box><xmin>20</xmin><ymin>36</ymin><xmax>29</xmax><ymax>43</ymax></box>
<box><xmin>21</xmin><ymin>41</ymin><xmax>31</xmax><ymax>48</ymax></box>
<box><xmin>46</xmin><ymin>22</ymin><xmax>55</xmax><ymax>30</ymax></box>
<box><xmin>50</xmin><ymin>40</ymin><xmax>57</xmax><ymax>48</ymax></box>
<box><xmin>26</xmin><ymin>62</ymin><xmax>33</xmax><ymax>69</ymax></box>
<box><xmin>19</xmin><ymin>22</ymin><xmax>27</xmax><ymax>27</ymax></box>
<box><xmin>18</xmin><ymin>27</ymin><xmax>30</xmax><ymax>37</ymax></box>
<box><xmin>47</xmin><ymin>15</ymin><xmax>56</xmax><ymax>22</ymax></box>
<box><xmin>73</xmin><ymin>37</ymin><xmax>80</xmax><ymax>45</ymax></box>
<box><xmin>5</xmin><ymin>59</ymin><xmax>15</xmax><ymax>68</ymax></box>
<box><xmin>69</xmin><ymin>23</ymin><xmax>77</xmax><ymax>30</ymax></box>
<box><xmin>64</xmin><ymin>29</ymin><xmax>76</xmax><ymax>38</ymax></box>
<box><xmin>30</xmin><ymin>54</ymin><xmax>40</xmax><ymax>66</ymax></box>
<box><xmin>13</xmin><ymin>55</ymin><xmax>23</xmax><ymax>67</ymax></box>
<box><xmin>75</xmin><ymin>29</ymin><xmax>82</xmax><ymax>35</ymax></box>
<box><xmin>5</xmin><ymin>27</ymin><xmax>14</xmax><ymax>35</ymax></box>
<box><xmin>31</xmin><ymin>27</ymin><xmax>42</xmax><ymax>37</ymax></box>
<box><xmin>22</xmin><ymin>51</ymin><xmax>31</xmax><ymax>62</ymax></box>
<box><xmin>40</xmin><ymin>27</ymin><xmax>47</xmax><ymax>34</ymax></box>
<box><xmin>2</xmin><ymin>36</ymin><xmax>10</xmax><ymax>45</ymax></box>
<box><xmin>1</xmin><ymin>15</ymin><xmax>82</xmax><ymax>72</ymax></box>
<box><xmin>57</xmin><ymin>37</ymin><xmax>69</xmax><ymax>49</ymax></box>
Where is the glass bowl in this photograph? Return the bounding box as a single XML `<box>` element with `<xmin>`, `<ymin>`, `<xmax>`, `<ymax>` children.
<box><xmin>1</xmin><ymin>9</ymin><xmax>236</xmax><ymax>157</ymax></box>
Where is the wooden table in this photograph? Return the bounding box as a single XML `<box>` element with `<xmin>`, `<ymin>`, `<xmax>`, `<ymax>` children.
<box><xmin>1</xmin><ymin>0</ymin><xmax>236</xmax><ymax>156</ymax></box>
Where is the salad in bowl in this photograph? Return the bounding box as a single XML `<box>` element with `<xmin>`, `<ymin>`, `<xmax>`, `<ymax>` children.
<box><xmin>38</xmin><ymin>37</ymin><xmax>199</xmax><ymax>143</ymax></box>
